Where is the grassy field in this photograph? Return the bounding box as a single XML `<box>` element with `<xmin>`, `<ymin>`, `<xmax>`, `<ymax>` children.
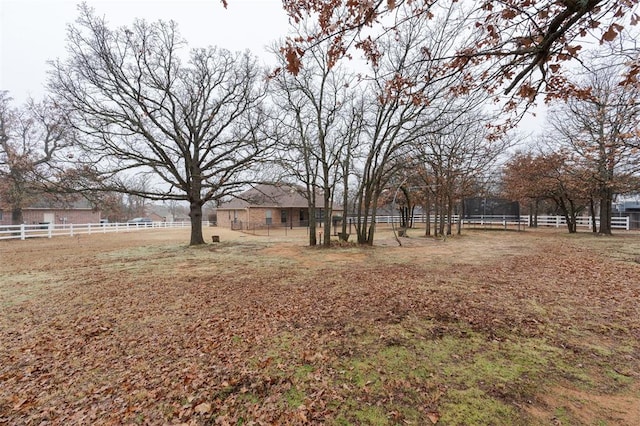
<box><xmin>1</xmin><ymin>226</ymin><xmax>639</xmax><ymax>425</ymax></box>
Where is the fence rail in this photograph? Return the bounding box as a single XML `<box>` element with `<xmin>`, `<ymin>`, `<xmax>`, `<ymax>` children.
<box><xmin>525</xmin><ymin>215</ymin><xmax>630</xmax><ymax>230</ymax></box>
<box><xmin>0</xmin><ymin>221</ymin><xmax>193</xmax><ymax>241</ymax></box>
<box><xmin>371</xmin><ymin>214</ymin><xmax>631</xmax><ymax>230</ymax></box>
<box><xmin>1</xmin><ymin>214</ymin><xmax>633</xmax><ymax>242</ymax></box>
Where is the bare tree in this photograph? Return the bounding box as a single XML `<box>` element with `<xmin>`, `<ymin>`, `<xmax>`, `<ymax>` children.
<box><xmin>48</xmin><ymin>5</ymin><xmax>271</xmax><ymax>245</ymax></box>
<box><xmin>549</xmin><ymin>61</ymin><xmax>640</xmax><ymax>235</ymax></box>
<box><xmin>414</xmin><ymin>109</ymin><xmax>513</xmax><ymax>237</ymax></box>
<box><xmin>352</xmin><ymin>2</ymin><xmax>494</xmax><ymax>244</ymax></box>
<box><xmin>335</xmin><ymin>91</ymin><xmax>366</xmax><ymax>240</ymax></box>
<box><xmin>0</xmin><ymin>92</ymin><xmax>74</xmax><ymax>225</ymax></box>
<box><xmin>270</xmin><ymin>25</ymin><xmax>356</xmax><ymax>247</ymax></box>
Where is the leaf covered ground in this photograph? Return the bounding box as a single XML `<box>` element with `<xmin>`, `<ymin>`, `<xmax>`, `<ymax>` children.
<box><xmin>1</xmin><ymin>227</ymin><xmax>639</xmax><ymax>425</ymax></box>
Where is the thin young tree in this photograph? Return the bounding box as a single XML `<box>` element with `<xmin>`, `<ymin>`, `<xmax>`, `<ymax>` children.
<box><xmin>48</xmin><ymin>5</ymin><xmax>270</xmax><ymax>245</ymax></box>
<box><xmin>415</xmin><ymin>109</ymin><xmax>513</xmax><ymax>237</ymax></box>
<box><xmin>352</xmin><ymin>2</ymin><xmax>500</xmax><ymax>244</ymax></box>
<box><xmin>349</xmin><ymin>3</ymin><xmax>452</xmax><ymax>244</ymax></box>
<box><xmin>270</xmin><ymin>24</ymin><xmax>356</xmax><ymax>247</ymax></box>
<box><xmin>335</xmin><ymin>90</ymin><xmax>366</xmax><ymax>241</ymax></box>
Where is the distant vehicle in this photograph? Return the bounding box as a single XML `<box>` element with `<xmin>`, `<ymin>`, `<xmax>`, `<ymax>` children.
<box><xmin>127</xmin><ymin>217</ymin><xmax>153</xmax><ymax>225</ymax></box>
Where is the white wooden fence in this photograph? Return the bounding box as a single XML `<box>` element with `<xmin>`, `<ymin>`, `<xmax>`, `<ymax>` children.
<box><xmin>0</xmin><ymin>221</ymin><xmax>193</xmax><ymax>241</ymax></box>
<box><xmin>525</xmin><ymin>215</ymin><xmax>630</xmax><ymax>230</ymax></box>
<box><xmin>1</xmin><ymin>215</ymin><xmax>632</xmax><ymax>241</ymax></box>
<box><xmin>373</xmin><ymin>215</ymin><xmax>631</xmax><ymax>230</ymax></box>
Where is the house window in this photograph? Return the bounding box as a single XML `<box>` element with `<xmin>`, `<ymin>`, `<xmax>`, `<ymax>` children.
<box><xmin>265</xmin><ymin>209</ymin><xmax>272</xmax><ymax>225</ymax></box>
<box><xmin>281</xmin><ymin>209</ymin><xmax>288</xmax><ymax>224</ymax></box>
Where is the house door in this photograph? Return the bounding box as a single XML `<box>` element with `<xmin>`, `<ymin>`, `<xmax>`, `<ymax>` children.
<box><xmin>43</xmin><ymin>213</ymin><xmax>55</xmax><ymax>224</ymax></box>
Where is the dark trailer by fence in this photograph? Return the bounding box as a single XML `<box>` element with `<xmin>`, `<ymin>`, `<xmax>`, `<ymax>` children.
<box><xmin>463</xmin><ymin>198</ymin><xmax>521</xmax><ymax>229</ymax></box>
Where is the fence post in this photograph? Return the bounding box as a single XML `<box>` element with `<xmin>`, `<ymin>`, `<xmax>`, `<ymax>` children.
<box><xmin>70</xmin><ymin>224</ymin><xmax>74</xmax><ymax>237</ymax></box>
<box><xmin>88</xmin><ymin>223</ymin><xmax>92</xmax><ymax>235</ymax></box>
<box><xmin>556</xmin><ymin>216</ymin><xmax>560</xmax><ymax>228</ymax></box>
<box><xmin>48</xmin><ymin>223</ymin><xmax>53</xmax><ymax>238</ymax></box>
<box><xmin>20</xmin><ymin>224</ymin><xmax>26</xmax><ymax>240</ymax></box>
<box><xmin>626</xmin><ymin>216</ymin><xmax>630</xmax><ymax>231</ymax></box>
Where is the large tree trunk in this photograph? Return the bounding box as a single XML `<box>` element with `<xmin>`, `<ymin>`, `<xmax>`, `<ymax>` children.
<box><xmin>355</xmin><ymin>189</ymin><xmax>370</xmax><ymax>244</ymax></box>
<box><xmin>598</xmin><ymin>189</ymin><xmax>613</xmax><ymax>235</ymax></box>
<box><xmin>365</xmin><ymin>193</ymin><xmax>381</xmax><ymax>245</ymax></box>
<box><xmin>189</xmin><ymin>201</ymin><xmax>205</xmax><ymax>245</ymax></box>
<box><xmin>323</xmin><ymin>191</ymin><xmax>332</xmax><ymax>247</ymax></box>
<box><xmin>366</xmin><ymin>217</ymin><xmax>376</xmax><ymax>245</ymax></box>
<box><xmin>425</xmin><ymin>205</ymin><xmax>431</xmax><ymax>237</ymax></box>
<box><xmin>446</xmin><ymin>194</ymin><xmax>453</xmax><ymax>236</ymax></box>
<box><xmin>308</xmin><ymin>187</ymin><xmax>318</xmax><ymax>246</ymax></box>
<box><xmin>11</xmin><ymin>207</ymin><xmax>24</xmax><ymax>226</ymax></box>
<box><xmin>308</xmin><ymin>211</ymin><xmax>317</xmax><ymax>246</ymax></box>
<box><xmin>341</xmin><ymin>172</ymin><xmax>349</xmax><ymax>239</ymax></box>
<box><xmin>438</xmin><ymin>196</ymin><xmax>446</xmax><ymax>237</ymax></box>
<box><xmin>456</xmin><ymin>200</ymin><xmax>463</xmax><ymax>235</ymax></box>
<box><xmin>424</xmin><ymin>193</ymin><xmax>431</xmax><ymax>237</ymax></box>
<box><xmin>557</xmin><ymin>198</ymin><xmax>577</xmax><ymax>234</ymax></box>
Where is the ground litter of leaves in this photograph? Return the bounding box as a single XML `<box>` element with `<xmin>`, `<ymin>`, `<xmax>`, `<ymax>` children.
<box><xmin>1</xmin><ymin>227</ymin><xmax>639</xmax><ymax>425</ymax></box>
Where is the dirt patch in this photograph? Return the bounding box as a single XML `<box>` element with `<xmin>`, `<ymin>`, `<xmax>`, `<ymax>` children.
<box><xmin>528</xmin><ymin>384</ymin><xmax>640</xmax><ymax>425</ymax></box>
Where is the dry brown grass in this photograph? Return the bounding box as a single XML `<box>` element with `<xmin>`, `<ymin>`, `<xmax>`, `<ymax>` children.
<box><xmin>1</xmin><ymin>227</ymin><xmax>639</xmax><ymax>425</ymax></box>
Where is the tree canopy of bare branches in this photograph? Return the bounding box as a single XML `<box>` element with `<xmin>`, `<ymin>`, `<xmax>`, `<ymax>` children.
<box><xmin>548</xmin><ymin>60</ymin><xmax>640</xmax><ymax>234</ymax></box>
<box><xmin>48</xmin><ymin>5</ymin><xmax>271</xmax><ymax>245</ymax></box>
<box><xmin>0</xmin><ymin>92</ymin><xmax>75</xmax><ymax>225</ymax></box>
<box><xmin>270</xmin><ymin>25</ymin><xmax>357</xmax><ymax>246</ymax></box>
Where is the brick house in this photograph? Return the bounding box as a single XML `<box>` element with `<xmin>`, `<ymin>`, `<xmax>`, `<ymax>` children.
<box><xmin>216</xmin><ymin>184</ymin><xmax>343</xmax><ymax>229</ymax></box>
<box><xmin>0</xmin><ymin>197</ymin><xmax>101</xmax><ymax>226</ymax></box>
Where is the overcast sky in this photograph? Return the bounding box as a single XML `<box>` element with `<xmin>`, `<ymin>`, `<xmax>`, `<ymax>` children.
<box><xmin>1</xmin><ymin>0</ymin><xmax>289</xmax><ymax>104</ymax></box>
<box><xmin>1</xmin><ymin>0</ymin><xmax>546</xmax><ymax>137</ymax></box>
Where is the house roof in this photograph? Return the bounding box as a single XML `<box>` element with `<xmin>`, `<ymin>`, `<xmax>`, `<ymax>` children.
<box><xmin>26</xmin><ymin>196</ymin><xmax>95</xmax><ymax>210</ymax></box>
<box><xmin>144</xmin><ymin>203</ymin><xmax>190</xmax><ymax>220</ymax></box>
<box><xmin>217</xmin><ymin>184</ymin><xmax>342</xmax><ymax>210</ymax></box>
<box><xmin>218</xmin><ymin>184</ymin><xmax>308</xmax><ymax>209</ymax></box>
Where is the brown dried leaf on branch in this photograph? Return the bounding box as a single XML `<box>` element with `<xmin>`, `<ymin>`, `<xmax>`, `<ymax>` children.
<box><xmin>278</xmin><ymin>0</ymin><xmax>639</xmax><ymax>101</ymax></box>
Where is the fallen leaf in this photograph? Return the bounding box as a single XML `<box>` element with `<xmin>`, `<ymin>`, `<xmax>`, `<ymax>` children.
<box><xmin>13</xmin><ymin>398</ymin><xmax>28</xmax><ymax>411</ymax></box>
<box><xmin>194</xmin><ymin>402</ymin><xmax>211</xmax><ymax>414</ymax></box>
